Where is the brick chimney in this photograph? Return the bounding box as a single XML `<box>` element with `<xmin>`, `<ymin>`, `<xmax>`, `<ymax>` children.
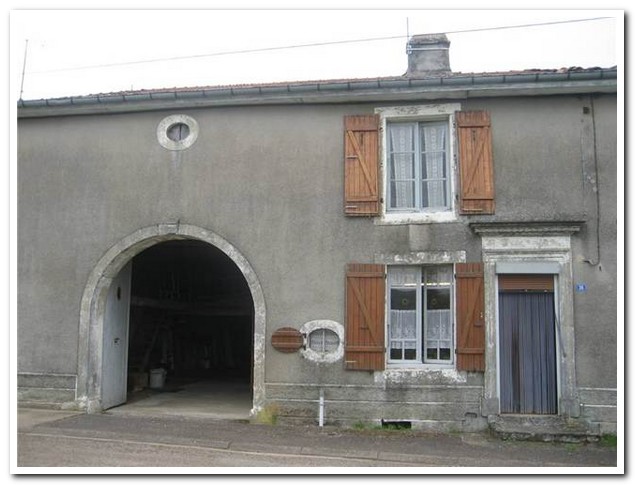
<box><xmin>406</xmin><ymin>34</ymin><xmax>451</xmax><ymax>76</ymax></box>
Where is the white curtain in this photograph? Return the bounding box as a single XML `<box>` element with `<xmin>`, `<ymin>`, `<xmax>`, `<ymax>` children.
<box><xmin>420</xmin><ymin>124</ymin><xmax>447</xmax><ymax>208</ymax></box>
<box><xmin>390</xmin><ymin>309</ymin><xmax>417</xmax><ymax>358</ymax></box>
<box><xmin>388</xmin><ymin>266</ymin><xmax>419</xmax><ymax>286</ymax></box>
<box><xmin>389</xmin><ymin>124</ymin><xmax>415</xmax><ymax>209</ymax></box>
<box><xmin>389</xmin><ymin>267</ymin><xmax>419</xmax><ymax>353</ymax></box>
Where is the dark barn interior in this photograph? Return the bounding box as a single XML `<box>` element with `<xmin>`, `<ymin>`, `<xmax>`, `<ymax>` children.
<box><xmin>126</xmin><ymin>240</ymin><xmax>254</xmax><ymax>394</ymax></box>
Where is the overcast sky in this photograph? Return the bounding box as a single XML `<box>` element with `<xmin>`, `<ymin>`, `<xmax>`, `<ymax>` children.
<box><xmin>10</xmin><ymin>8</ymin><xmax>621</xmax><ymax>100</ymax></box>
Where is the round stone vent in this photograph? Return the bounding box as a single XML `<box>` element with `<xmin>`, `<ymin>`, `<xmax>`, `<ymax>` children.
<box><xmin>271</xmin><ymin>327</ymin><xmax>304</xmax><ymax>353</ymax></box>
<box><xmin>157</xmin><ymin>114</ymin><xmax>199</xmax><ymax>151</ymax></box>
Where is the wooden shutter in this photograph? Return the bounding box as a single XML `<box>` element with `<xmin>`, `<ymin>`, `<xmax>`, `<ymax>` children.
<box><xmin>345</xmin><ymin>263</ymin><xmax>385</xmax><ymax>370</ymax></box>
<box><xmin>456</xmin><ymin>111</ymin><xmax>495</xmax><ymax>215</ymax></box>
<box><xmin>455</xmin><ymin>262</ymin><xmax>486</xmax><ymax>372</ymax></box>
<box><xmin>344</xmin><ymin>115</ymin><xmax>380</xmax><ymax>216</ymax></box>
<box><xmin>271</xmin><ymin>327</ymin><xmax>304</xmax><ymax>353</ymax></box>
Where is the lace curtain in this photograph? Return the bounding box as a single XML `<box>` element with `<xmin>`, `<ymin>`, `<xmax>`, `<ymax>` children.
<box><xmin>389</xmin><ymin>122</ymin><xmax>447</xmax><ymax>209</ymax></box>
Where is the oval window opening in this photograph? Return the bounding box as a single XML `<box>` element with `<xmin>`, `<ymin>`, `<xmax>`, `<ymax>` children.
<box><xmin>167</xmin><ymin>122</ymin><xmax>190</xmax><ymax>142</ymax></box>
<box><xmin>308</xmin><ymin>328</ymin><xmax>340</xmax><ymax>354</ymax></box>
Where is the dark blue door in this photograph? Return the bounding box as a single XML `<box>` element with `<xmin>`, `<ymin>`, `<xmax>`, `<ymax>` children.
<box><xmin>499</xmin><ymin>291</ymin><xmax>558</xmax><ymax>414</ymax></box>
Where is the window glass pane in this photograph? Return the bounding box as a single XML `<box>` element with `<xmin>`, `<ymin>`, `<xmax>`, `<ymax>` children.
<box><xmin>420</xmin><ymin>123</ymin><xmax>446</xmax><ymax>152</ymax></box>
<box><xmin>308</xmin><ymin>328</ymin><xmax>339</xmax><ymax>353</ymax></box>
<box><xmin>390</xmin><ymin>286</ymin><xmax>417</xmax><ymax>361</ymax></box>
<box><xmin>422</xmin><ymin>266</ymin><xmax>453</xmax><ymax>364</ymax></box>
<box><xmin>389</xmin><ymin>123</ymin><xmax>416</xmax><ymax>152</ymax></box>
<box><xmin>426</xmin><ymin>318</ymin><xmax>439</xmax><ymax>339</ymax></box>
<box><xmin>404</xmin><ymin>347</ymin><xmax>417</xmax><ymax>360</ymax></box>
<box><xmin>324</xmin><ymin>330</ymin><xmax>339</xmax><ymax>348</ymax></box>
<box><xmin>419</xmin><ymin>123</ymin><xmax>448</xmax><ymax>209</ymax></box>
<box><xmin>388</xmin><ymin>123</ymin><xmax>416</xmax><ymax>210</ymax></box>
<box><xmin>426</xmin><ymin>311</ymin><xmax>450</xmax><ymax>338</ymax></box>
<box><xmin>440</xmin><ymin>323</ymin><xmax>452</xmax><ymax>340</ymax></box>
<box><xmin>391</xmin><ymin>288</ymin><xmax>416</xmax><ymax>310</ymax></box>
<box><xmin>425</xmin><ymin>266</ymin><xmax>453</xmax><ymax>285</ymax></box>
<box><xmin>425</xmin><ymin>310</ymin><xmax>452</xmax><ymax>362</ymax></box>
<box><xmin>389</xmin><ymin>267</ymin><xmax>420</xmax><ymax>286</ymax></box>
<box><xmin>390</xmin><ymin>307</ymin><xmax>417</xmax><ymax>339</ymax></box>
<box><xmin>422</xmin><ymin>180</ymin><xmax>447</xmax><ymax>209</ymax></box>
<box><xmin>390</xmin><ymin>181</ymin><xmax>415</xmax><ymax>209</ymax></box>
<box><xmin>421</xmin><ymin>152</ymin><xmax>446</xmax><ymax>180</ymax></box>
<box><xmin>440</xmin><ymin>339</ymin><xmax>452</xmax><ymax>349</ymax></box>
<box><xmin>391</xmin><ymin>153</ymin><xmax>415</xmax><ymax>180</ymax></box>
<box><xmin>427</xmin><ymin>288</ymin><xmax>450</xmax><ymax>310</ymax></box>
<box><xmin>390</xmin><ymin>342</ymin><xmax>403</xmax><ymax>360</ymax></box>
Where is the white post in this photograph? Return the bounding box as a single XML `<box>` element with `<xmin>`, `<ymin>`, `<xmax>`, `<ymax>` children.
<box><xmin>319</xmin><ymin>389</ymin><xmax>325</xmax><ymax>427</ymax></box>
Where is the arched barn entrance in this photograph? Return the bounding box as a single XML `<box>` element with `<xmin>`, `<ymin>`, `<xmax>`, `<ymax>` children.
<box><xmin>124</xmin><ymin>240</ymin><xmax>254</xmax><ymax>416</ymax></box>
<box><xmin>76</xmin><ymin>224</ymin><xmax>266</xmax><ymax>418</ymax></box>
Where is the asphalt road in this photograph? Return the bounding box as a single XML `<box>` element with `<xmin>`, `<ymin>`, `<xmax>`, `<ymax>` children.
<box><xmin>18</xmin><ymin>433</ymin><xmax>423</xmax><ymax>467</ymax></box>
<box><xmin>15</xmin><ymin>408</ymin><xmax>620</xmax><ymax>471</ymax></box>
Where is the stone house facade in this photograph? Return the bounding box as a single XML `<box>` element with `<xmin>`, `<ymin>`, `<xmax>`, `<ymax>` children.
<box><xmin>17</xmin><ymin>35</ymin><xmax>618</xmax><ymax>435</ymax></box>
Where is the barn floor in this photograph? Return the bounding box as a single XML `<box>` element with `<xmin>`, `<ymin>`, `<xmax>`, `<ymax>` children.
<box><xmin>105</xmin><ymin>378</ymin><xmax>253</xmax><ymax>421</ymax></box>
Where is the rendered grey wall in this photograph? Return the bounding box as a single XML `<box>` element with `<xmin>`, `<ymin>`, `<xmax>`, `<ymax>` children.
<box><xmin>570</xmin><ymin>95</ymin><xmax>618</xmax><ymax>431</ymax></box>
<box><xmin>18</xmin><ymin>93</ymin><xmax>617</xmax><ymax>426</ymax></box>
<box><xmin>570</xmin><ymin>94</ymin><xmax>618</xmax><ymax>386</ymax></box>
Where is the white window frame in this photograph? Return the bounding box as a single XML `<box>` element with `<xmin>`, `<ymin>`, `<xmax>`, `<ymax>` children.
<box><xmin>375</xmin><ymin>104</ymin><xmax>461</xmax><ymax>225</ymax></box>
<box><xmin>386</xmin><ymin>265</ymin><xmax>455</xmax><ymax>368</ymax></box>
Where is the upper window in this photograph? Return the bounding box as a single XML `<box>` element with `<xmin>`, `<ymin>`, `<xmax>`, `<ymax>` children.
<box><xmin>377</xmin><ymin>103</ymin><xmax>460</xmax><ymax>224</ymax></box>
<box><xmin>343</xmin><ymin>105</ymin><xmax>495</xmax><ymax>221</ymax></box>
<box><xmin>387</xmin><ymin>121</ymin><xmax>450</xmax><ymax>212</ymax></box>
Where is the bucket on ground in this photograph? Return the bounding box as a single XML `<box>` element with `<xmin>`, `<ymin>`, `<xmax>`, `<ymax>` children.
<box><xmin>149</xmin><ymin>368</ymin><xmax>166</xmax><ymax>389</ymax></box>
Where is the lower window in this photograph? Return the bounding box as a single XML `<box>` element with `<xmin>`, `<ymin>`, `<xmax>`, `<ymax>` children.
<box><xmin>387</xmin><ymin>265</ymin><xmax>454</xmax><ymax>364</ymax></box>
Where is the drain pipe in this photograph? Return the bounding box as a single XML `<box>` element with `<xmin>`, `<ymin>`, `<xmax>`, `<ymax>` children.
<box><xmin>318</xmin><ymin>389</ymin><xmax>325</xmax><ymax>427</ymax></box>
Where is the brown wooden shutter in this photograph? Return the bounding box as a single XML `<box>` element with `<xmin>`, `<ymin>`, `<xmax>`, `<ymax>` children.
<box><xmin>456</xmin><ymin>111</ymin><xmax>495</xmax><ymax>215</ymax></box>
<box><xmin>344</xmin><ymin>115</ymin><xmax>380</xmax><ymax>216</ymax></box>
<box><xmin>455</xmin><ymin>262</ymin><xmax>486</xmax><ymax>372</ymax></box>
<box><xmin>271</xmin><ymin>327</ymin><xmax>304</xmax><ymax>353</ymax></box>
<box><xmin>345</xmin><ymin>263</ymin><xmax>385</xmax><ymax>370</ymax></box>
